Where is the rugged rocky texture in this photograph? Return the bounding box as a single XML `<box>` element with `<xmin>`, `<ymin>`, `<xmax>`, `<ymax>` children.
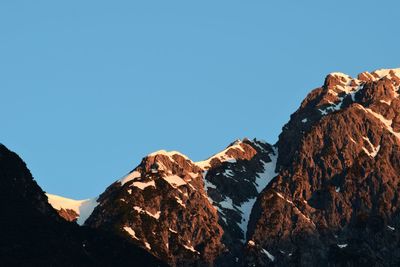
<box><xmin>199</xmin><ymin>139</ymin><xmax>277</xmax><ymax>266</ymax></box>
<box><xmin>9</xmin><ymin>67</ymin><xmax>400</xmax><ymax>266</ymax></box>
<box><xmin>57</xmin><ymin>208</ymin><xmax>79</xmax><ymax>222</ymax></box>
<box><xmin>83</xmin><ymin>139</ymin><xmax>277</xmax><ymax>267</ymax></box>
<box><xmin>246</xmin><ymin>69</ymin><xmax>400</xmax><ymax>266</ymax></box>
<box><xmin>0</xmin><ymin>144</ymin><xmax>167</xmax><ymax>267</ymax></box>
<box><xmin>85</xmin><ymin>150</ymin><xmax>225</xmax><ymax>266</ymax></box>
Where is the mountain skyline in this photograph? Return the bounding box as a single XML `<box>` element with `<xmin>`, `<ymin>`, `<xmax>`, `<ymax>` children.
<box><xmin>34</xmin><ymin>67</ymin><xmax>400</xmax><ymax>203</ymax></box>
<box><xmin>4</xmin><ymin>67</ymin><xmax>400</xmax><ymax>266</ymax></box>
<box><xmin>2</xmin><ymin>1</ymin><xmax>400</xmax><ymax>199</ymax></box>
<box><xmin>7</xmin><ymin>68</ymin><xmax>400</xmax><ymax>202</ymax></box>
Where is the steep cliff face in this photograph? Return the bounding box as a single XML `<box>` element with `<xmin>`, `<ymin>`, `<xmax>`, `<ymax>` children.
<box><xmin>199</xmin><ymin>139</ymin><xmax>277</xmax><ymax>266</ymax></box>
<box><xmin>0</xmin><ymin>144</ymin><xmax>167</xmax><ymax>267</ymax></box>
<box><xmin>246</xmin><ymin>69</ymin><xmax>400</xmax><ymax>266</ymax></box>
<box><xmin>85</xmin><ymin>150</ymin><xmax>225</xmax><ymax>266</ymax></box>
<box><xmin>83</xmin><ymin>139</ymin><xmax>276</xmax><ymax>266</ymax></box>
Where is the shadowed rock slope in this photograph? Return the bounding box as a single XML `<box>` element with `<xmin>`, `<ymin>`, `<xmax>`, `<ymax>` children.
<box><xmin>0</xmin><ymin>144</ymin><xmax>167</xmax><ymax>267</ymax></box>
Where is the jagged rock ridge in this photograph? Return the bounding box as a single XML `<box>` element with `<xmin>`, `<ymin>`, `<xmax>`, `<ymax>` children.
<box><xmin>246</xmin><ymin>68</ymin><xmax>400</xmax><ymax>266</ymax></box>
<box><xmin>32</xmin><ymin>68</ymin><xmax>400</xmax><ymax>266</ymax></box>
<box><xmin>79</xmin><ymin>138</ymin><xmax>277</xmax><ymax>266</ymax></box>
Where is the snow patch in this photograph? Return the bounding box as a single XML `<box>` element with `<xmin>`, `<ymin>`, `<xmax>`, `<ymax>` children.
<box><xmin>204</xmin><ymin>179</ymin><xmax>216</xmax><ymax>189</ymax></box>
<box><xmin>337</xmin><ymin>244</ymin><xmax>348</xmax><ymax>249</ymax></box>
<box><xmin>147</xmin><ymin>150</ymin><xmax>191</xmax><ymax>161</ymax></box>
<box><xmin>144</xmin><ymin>241</ymin><xmax>152</xmax><ymax>250</ymax></box>
<box><xmin>202</xmin><ymin>171</ymin><xmax>218</xmax><ymax>206</ymax></box>
<box><xmin>163</xmin><ymin>175</ymin><xmax>187</xmax><ymax>188</ymax></box>
<box><xmin>262</xmin><ymin>248</ymin><xmax>275</xmax><ymax>262</ymax></box>
<box><xmin>248</xmin><ymin>240</ymin><xmax>256</xmax><ymax>246</ymax></box>
<box><xmin>219</xmin><ymin>196</ymin><xmax>235</xmax><ymax>210</ymax></box>
<box><xmin>237</xmin><ymin>149</ymin><xmax>278</xmax><ymax>240</ymax></box>
<box><xmin>275</xmin><ymin>191</ymin><xmax>314</xmax><ymax>225</ymax></box>
<box><xmin>46</xmin><ymin>193</ymin><xmax>98</xmax><ymax>226</ymax></box>
<box><xmin>131</xmin><ymin>180</ymin><xmax>156</xmax><ymax>190</ymax></box>
<box><xmin>119</xmin><ymin>171</ymin><xmax>141</xmax><ymax>186</ymax></box>
<box><xmin>222</xmin><ymin>169</ymin><xmax>235</xmax><ymax>177</ymax></box>
<box><xmin>175</xmin><ymin>196</ymin><xmax>186</xmax><ymax>207</ymax></box>
<box><xmin>196</xmin><ymin>141</ymin><xmax>245</xmax><ymax>169</ymax></box>
<box><xmin>318</xmin><ymin>81</ymin><xmax>363</xmax><ymax>117</ymax></box>
<box><xmin>188</xmin><ymin>172</ymin><xmax>198</xmax><ymax>179</ymax></box>
<box><xmin>169</xmin><ymin>228</ymin><xmax>178</xmax><ymax>234</ymax></box>
<box><xmin>123</xmin><ymin>226</ymin><xmax>139</xmax><ymax>240</ymax></box>
<box><xmin>133</xmin><ymin>206</ymin><xmax>161</xmax><ymax>220</ymax></box>
<box><xmin>255</xmin><ymin>149</ymin><xmax>278</xmax><ymax>192</ymax></box>
<box><xmin>183</xmin><ymin>244</ymin><xmax>200</xmax><ymax>254</ymax></box>
<box><xmin>357</xmin><ymin>105</ymin><xmax>400</xmax><ymax>140</ymax></box>
<box><xmin>362</xmin><ymin>136</ymin><xmax>380</xmax><ymax>158</ymax></box>
<box><xmin>372</xmin><ymin>68</ymin><xmax>400</xmax><ymax>80</ymax></box>
<box><xmin>329</xmin><ymin>72</ymin><xmax>352</xmax><ymax>81</ymax></box>
<box><xmin>380</xmin><ymin>99</ymin><xmax>392</xmax><ymax>105</ymax></box>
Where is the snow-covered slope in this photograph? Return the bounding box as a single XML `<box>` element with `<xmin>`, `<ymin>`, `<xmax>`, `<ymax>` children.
<box><xmin>46</xmin><ymin>193</ymin><xmax>98</xmax><ymax>225</ymax></box>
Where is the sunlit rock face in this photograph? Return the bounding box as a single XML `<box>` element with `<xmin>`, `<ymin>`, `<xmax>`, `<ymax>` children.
<box><xmin>246</xmin><ymin>69</ymin><xmax>400</xmax><ymax>266</ymax></box>
<box><xmin>85</xmin><ymin>139</ymin><xmax>277</xmax><ymax>266</ymax></box>
<box><xmin>47</xmin><ymin>69</ymin><xmax>400</xmax><ymax>266</ymax></box>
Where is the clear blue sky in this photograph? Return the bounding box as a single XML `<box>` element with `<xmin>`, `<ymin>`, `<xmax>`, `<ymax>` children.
<box><xmin>1</xmin><ymin>1</ymin><xmax>398</xmax><ymax>199</ymax></box>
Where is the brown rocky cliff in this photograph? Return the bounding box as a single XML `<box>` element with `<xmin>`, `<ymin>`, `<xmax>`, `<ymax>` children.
<box><xmin>246</xmin><ymin>69</ymin><xmax>400</xmax><ymax>266</ymax></box>
<box><xmin>200</xmin><ymin>139</ymin><xmax>277</xmax><ymax>266</ymax></box>
<box><xmin>44</xmin><ymin>68</ymin><xmax>400</xmax><ymax>267</ymax></box>
<box><xmin>86</xmin><ymin>151</ymin><xmax>224</xmax><ymax>267</ymax></box>
<box><xmin>57</xmin><ymin>208</ymin><xmax>79</xmax><ymax>222</ymax></box>
<box><xmin>85</xmin><ymin>139</ymin><xmax>277</xmax><ymax>267</ymax></box>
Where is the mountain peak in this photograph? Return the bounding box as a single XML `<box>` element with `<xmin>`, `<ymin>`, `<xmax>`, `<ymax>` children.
<box><xmin>147</xmin><ymin>150</ymin><xmax>191</xmax><ymax>161</ymax></box>
<box><xmin>12</xmin><ymin>67</ymin><xmax>400</xmax><ymax>266</ymax></box>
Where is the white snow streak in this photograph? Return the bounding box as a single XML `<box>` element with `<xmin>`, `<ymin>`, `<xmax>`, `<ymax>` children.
<box><xmin>183</xmin><ymin>244</ymin><xmax>200</xmax><ymax>254</ymax></box>
<box><xmin>262</xmin><ymin>248</ymin><xmax>275</xmax><ymax>262</ymax></box>
<box><xmin>131</xmin><ymin>180</ymin><xmax>156</xmax><ymax>190</ymax></box>
<box><xmin>133</xmin><ymin>206</ymin><xmax>161</xmax><ymax>220</ymax></box>
<box><xmin>123</xmin><ymin>226</ymin><xmax>139</xmax><ymax>240</ymax></box>
<box><xmin>238</xmin><ymin>148</ymin><xmax>278</xmax><ymax>240</ymax></box>
<box><xmin>163</xmin><ymin>175</ymin><xmax>187</xmax><ymax>188</ymax></box>
<box><xmin>119</xmin><ymin>171</ymin><xmax>141</xmax><ymax>186</ymax></box>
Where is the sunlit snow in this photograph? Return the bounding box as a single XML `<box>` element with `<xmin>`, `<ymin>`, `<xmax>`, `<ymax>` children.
<box><xmin>46</xmin><ymin>193</ymin><xmax>98</xmax><ymax>225</ymax></box>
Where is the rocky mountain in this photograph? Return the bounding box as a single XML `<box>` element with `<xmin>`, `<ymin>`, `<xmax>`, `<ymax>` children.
<box><xmin>0</xmin><ymin>144</ymin><xmax>167</xmax><ymax>267</ymax></box>
<box><xmin>68</xmin><ymin>138</ymin><xmax>277</xmax><ymax>267</ymax></box>
<box><xmin>246</xmin><ymin>69</ymin><xmax>400</xmax><ymax>266</ymax></box>
<box><xmin>6</xmin><ymin>68</ymin><xmax>400</xmax><ymax>266</ymax></box>
<box><xmin>85</xmin><ymin>149</ymin><xmax>224</xmax><ymax>267</ymax></box>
